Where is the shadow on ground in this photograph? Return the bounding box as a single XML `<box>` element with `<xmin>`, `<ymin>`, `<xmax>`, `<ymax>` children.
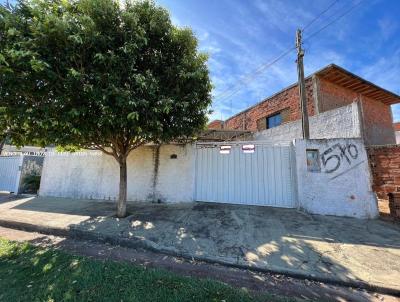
<box><xmin>1</xmin><ymin>231</ymin><xmax>388</xmax><ymax>302</ymax></box>
<box><xmin>3</xmin><ymin>196</ymin><xmax>400</xmax><ymax>292</ymax></box>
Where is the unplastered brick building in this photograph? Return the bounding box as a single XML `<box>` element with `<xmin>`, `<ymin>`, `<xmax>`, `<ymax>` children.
<box><xmin>208</xmin><ymin>64</ymin><xmax>400</xmax><ymax>210</ymax></box>
<box><xmin>211</xmin><ymin>64</ymin><xmax>400</xmax><ymax>146</ymax></box>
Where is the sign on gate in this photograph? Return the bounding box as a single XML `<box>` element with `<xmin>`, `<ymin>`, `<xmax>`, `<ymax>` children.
<box><xmin>0</xmin><ymin>156</ymin><xmax>23</xmax><ymax>193</ymax></box>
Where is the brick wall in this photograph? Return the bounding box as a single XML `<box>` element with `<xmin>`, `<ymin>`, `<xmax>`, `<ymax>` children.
<box><xmin>208</xmin><ymin>120</ymin><xmax>224</xmax><ymax>129</ymax></box>
<box><xmin>224</xmin><ymin>78</ymin><xmax>315</xmax><ymax>131</ymax></box>
<box><xmin>367</xmin><ymin>145</ymin><xmax>400</xmax><ymax>199</ymax></box>
<box><xmin>361</xmin><ymin>96</ymin><xmax>396</xmax><ymax>145</ymax></box>
<box><xmin>223</xmin><ymin>74</ymin><xmax>395</xmax><ymax>146</ymax></box>
<box><xmin>318</xmin><ymin>79</ymin><xmax>358</xmax><ymax>112</ymax></box>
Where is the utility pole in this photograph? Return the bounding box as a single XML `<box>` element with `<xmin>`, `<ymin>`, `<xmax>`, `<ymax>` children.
<box><xmin>296</xmin><ymin>29</ymin><xmax>310</xmax><ymax>139</ymax></box>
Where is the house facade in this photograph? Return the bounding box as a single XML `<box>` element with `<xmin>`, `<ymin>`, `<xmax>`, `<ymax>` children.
<box><xmin>210</xmin><ymin>64</ymin><xmax>400</xmax><ymax>146</ymax></box>
<box><xmin>37</xmin><ymin>64</ymin><xmax>400</xmax><ymax>219</ymax></box>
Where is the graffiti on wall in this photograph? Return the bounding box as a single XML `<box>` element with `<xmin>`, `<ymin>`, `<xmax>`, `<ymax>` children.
<box><xmin>321</xmin><ymin>143</ymin><xmax>359</xmax><ymax>173</ymax></box>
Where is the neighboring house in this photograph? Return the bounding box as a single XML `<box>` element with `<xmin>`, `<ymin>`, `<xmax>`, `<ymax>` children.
<box><xmin>208</xmin><ymin>120</ymin><xmax>224</xmax><ymax>130</ymax></box>
<box><xmin>394</xmin><ymin>122</ymin><xmax>400</xmax><ymax>144</ymax></box>
<box><xmin>210</xmin><ymin>64</ymin><xmax>400</xmax><ymax>146</ymax></box>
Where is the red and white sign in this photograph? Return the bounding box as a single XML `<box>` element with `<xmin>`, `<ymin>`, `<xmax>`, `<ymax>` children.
<box><xmin>242</xmin><ymin>144</ymin><xmax>255</xmax><ymax>154</ymax></box>
<box><xmin>219</xmin><ymin>145</ymin><xmax>231</xmax><ymax>154</ymax></box>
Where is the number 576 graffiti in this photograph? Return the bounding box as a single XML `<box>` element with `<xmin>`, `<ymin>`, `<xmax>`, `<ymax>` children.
<box><xmin>321</xmin><ymin>143</ymin><xmax>358</xmax><ymax>173</ymax></box>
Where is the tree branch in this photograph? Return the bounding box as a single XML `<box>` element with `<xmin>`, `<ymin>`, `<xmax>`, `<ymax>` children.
<box><xmin>94</xmin><ymin>145</ymin><xmax>119</xmax><ymax>161</ymax></box>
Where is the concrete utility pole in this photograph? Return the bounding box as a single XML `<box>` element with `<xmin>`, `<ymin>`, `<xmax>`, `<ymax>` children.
<box><xmin>296</xmin><ymin>29</ymin><xmax>310</xmax><ymax>139</ymax></box>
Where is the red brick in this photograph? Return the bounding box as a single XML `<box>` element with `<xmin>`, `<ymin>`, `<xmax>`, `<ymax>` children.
<box><xmin>224</xmin><ymin>78</ymin><xmax>315</xmax><ymax>131</ymax></box>
<box><xmin>367</xmin><ymin>146</ymin><xmax>400</xmax><ymax>202</ymax></box>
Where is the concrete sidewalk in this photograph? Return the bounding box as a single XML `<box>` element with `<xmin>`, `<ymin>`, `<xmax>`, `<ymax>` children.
<box><xmin>0</xmin><ymin>196</ymin><xmax>400</xmax><ymax>294</ymax></box>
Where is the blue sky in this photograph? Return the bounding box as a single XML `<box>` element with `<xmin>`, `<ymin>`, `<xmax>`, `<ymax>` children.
<box><xmin>156</xmin><ymin>0</ymin><xmax>400</xmax><ymax>121</ymax></box>
<box><xmin>2</xmin><ymin>0</ymin><xmax>399</xmax><ymax>121</ymax></box>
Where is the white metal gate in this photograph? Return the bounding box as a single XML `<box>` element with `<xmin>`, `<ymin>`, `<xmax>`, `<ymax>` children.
<box><xmin>195</xmin><ymin>142</ymin><xmax>296</xmax><ymax>208</ymax></box>
<box><xmin>0</xmin><ymin>156</ymin><xmax>23</xmax><ymax>193</ymax></box>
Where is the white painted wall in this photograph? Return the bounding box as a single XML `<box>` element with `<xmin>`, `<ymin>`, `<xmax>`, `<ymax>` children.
<box><xmin>294</xmin><ymin>138</ymin><xmax>378</xmax><ymax>219</ymax></box>
<box><xmin>39</xmin><ymin>138</ymin><xmax>379</xmax><ymax>219</ymax></box>
<box><xmin>255</xmin><ymin>102</ymin><xmax>362</xmax><ymax>143</ymax></box>
<box><xmin>39</xmin><ymin>144</ymin><xmax>196</xmax><ymax>203</ymax></box>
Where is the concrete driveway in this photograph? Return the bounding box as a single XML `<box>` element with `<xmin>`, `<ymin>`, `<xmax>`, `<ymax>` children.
<box><xmin>0</xmin><ymin>196</ymin><xmax>399</xmax><ymax>292</ymax></box>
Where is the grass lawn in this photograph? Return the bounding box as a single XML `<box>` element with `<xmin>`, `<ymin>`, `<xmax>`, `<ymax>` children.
<box><xmin>0</xmin><ymin>238</ymin><xmax>300</xmax><ymax>302</ymax></box>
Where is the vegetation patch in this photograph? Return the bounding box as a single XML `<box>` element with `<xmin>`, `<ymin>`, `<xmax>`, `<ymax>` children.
<box><xmin>0</xmin><ymin>238</ymin><xmax>300</xmax><ymax>302</ymax></box>
<box><xmin>21</xmin><ymin>175</ymin><xmax>41</xmax><ymax>194</ymax></box>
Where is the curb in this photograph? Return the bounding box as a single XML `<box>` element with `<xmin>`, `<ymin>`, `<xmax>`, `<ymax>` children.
<box><xmin>0</xmin><ymin>218</ymin><xmax>399</xmax><ymax>297</ymax></box>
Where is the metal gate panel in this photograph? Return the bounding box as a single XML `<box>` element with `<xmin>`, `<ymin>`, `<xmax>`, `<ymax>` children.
<box><xmin>195</xmin><ymin>142</ymin><xmax>296</xmax><ymax>208</ymax></box>
<box><xmin>0</xmin><ymin>156</ymin><xmax>23</xmax><ymax>193</ymax></box>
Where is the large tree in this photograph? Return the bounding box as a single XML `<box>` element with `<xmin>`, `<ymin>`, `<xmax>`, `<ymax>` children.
<box><xmin>0</xmin><ymin>0</ymin><xmax>212</xmax><ymax>217</ymax></box>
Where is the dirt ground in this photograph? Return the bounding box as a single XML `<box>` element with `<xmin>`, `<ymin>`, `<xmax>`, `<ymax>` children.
<box><xmin>379</xmin><ymin>199</ymin><xmax>391</xmax><ymax>216</ymax></box>
<box><xmin>0</xmin><ymin>226</ymin><xmax>398</xmax><ymax>302</ymax></box>
<box><xmin>378</xmin><ymin>199</ymin><xmax>399</xmax><ymax>224</ymax></box>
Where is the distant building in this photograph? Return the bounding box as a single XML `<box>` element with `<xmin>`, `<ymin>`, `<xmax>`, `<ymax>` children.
<box><xmin>207</xmin><ymin>120</ymin><xmax>224</xmax><ymax>130</ymax></box>
<box><xmin>394</xmin><ymin>122</ymin><xmax>400</xmax><ymax>144</ymax></box>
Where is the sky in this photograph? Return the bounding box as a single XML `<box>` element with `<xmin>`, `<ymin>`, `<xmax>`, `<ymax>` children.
<box><xmin>2</xmin><ymin>0</ymin><xmax>399</xmax><ymax>122</ymax></box>
<box><xmin>156</xmin><ymin>0</ymin><xmax>400</xmax><ymax>122</ymax></box>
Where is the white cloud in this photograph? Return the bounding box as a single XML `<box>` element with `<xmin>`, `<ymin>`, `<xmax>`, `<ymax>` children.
<box><xmin>252</xmin><ymin>0</ymin><xmax>314</xmax><ymax>33</ymax></box>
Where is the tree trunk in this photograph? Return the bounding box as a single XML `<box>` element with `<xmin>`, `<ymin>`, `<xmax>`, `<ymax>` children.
<box><xmin>117</xmin><ymin>157</ymin><xmax>127</xmax><ymax>218</ymax></box>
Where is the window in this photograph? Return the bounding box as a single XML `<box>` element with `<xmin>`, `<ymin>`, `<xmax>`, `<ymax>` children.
<box><xmin>266</xmin><ymin>113</ymin><xmax>282</xmax><ymax>129</ymax></box>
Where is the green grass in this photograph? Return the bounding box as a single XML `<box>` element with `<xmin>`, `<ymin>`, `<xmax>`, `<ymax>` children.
<box><xmin>0</xmin><ymin>238</ymin><xmax>299</xmax><ymax>302</ymax></box>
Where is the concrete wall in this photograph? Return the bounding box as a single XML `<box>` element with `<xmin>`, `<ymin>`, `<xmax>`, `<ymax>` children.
<box><xmin>39</xmin><ymin>144</ymin><xmax>196</xmax><ymax>203</ymax></box>
<box><xmin>294</xmin><ymin>138</ymin><xmax>378</xmax><ymax>219</ymax></box>
<box><xmin>254</xmin><ymin>102</ymin><xmax>362</xmax><ymax>143</ymax></box>
<box><xmin>39</xmin><ymin>139</ymin><xmax>379</xmax><ymax>219</ymax></box>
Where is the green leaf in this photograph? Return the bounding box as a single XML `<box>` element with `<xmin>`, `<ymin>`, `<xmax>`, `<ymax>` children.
<box><xmin>0</xmin><ymin>0</ymin><xmax>212</xmax><ymax>181</ymax></box>
<box><xmin>127</xmin><ymin>112</ymin><xmax>139</xmax><ymax>120</ymax></box>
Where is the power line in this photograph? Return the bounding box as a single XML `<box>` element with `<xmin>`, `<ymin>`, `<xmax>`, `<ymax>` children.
<box><xmin>213</xmin><ymin>0</ymin><xmax>364</xmax><ymax>105</ymax></box>
<box><xmin>214</xmin><ymin>46</ymin><xmax>296</xmax><ymax>102</ymax></box>
<box><xmin>214</xmin><ymin>0</ymin><xmax>340</xmax><ymax>102</ymax></box>
<box><xmin>303</xmin><ymin>0</ymin><xmax>364</xmax><ymax>42</ymax></box>
<box><xmin>302</xmin><ymin>0</ymin><xmax>340</xmax><ymax>31</ymax></box>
